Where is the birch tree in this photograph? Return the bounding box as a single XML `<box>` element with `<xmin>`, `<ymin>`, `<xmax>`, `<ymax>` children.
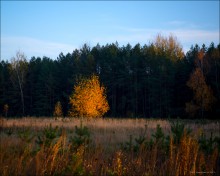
<box><xmin>10</xmin><ymin>51</ymin><xmax>28</xmax><ymax>116</ymax></box>
<box><xmin>186</xmin><ymin>68</ymin><xmax>215</xmax><ymax>118</ymax></box>
<box><xmin>69</xmin><ymin>75</ymin><xmax>109</xmax><ymax>118</ymax></box>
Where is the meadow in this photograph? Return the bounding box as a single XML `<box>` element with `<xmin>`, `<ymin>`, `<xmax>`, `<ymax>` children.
<box><xmin>0</xmin><ymin>117</ymin><xmax>219</xmax><ymax>175</ymax></box>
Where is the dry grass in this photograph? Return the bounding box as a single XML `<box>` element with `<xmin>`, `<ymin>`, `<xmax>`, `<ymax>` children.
<box><xmin>1</xmin><ymin>117</ymin><xmax>170</xmax><ymax>147</ymax></box>
<box><xmin>0</xmin><ymin>117</ymin><xmax>219</xmax><ymax>175</ymax></box>
<box><xmin>1</xmin><ymin>117</ymin><xmax>219</xmax><ymax>146</ymax></box>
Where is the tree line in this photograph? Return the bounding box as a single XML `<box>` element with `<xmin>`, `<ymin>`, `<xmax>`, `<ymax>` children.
<box><xmin>0</xmin><ymin>35</ymin><xmax>220</xmax><ymax>119</ymax></box>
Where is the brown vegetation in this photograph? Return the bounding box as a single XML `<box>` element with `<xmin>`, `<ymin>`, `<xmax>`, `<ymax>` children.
<box><xmin>0</xmin><ymin>117</ymin><xmax>219</xmax><ymax>175</ymax></box>
<box><xmin>53</xmin><ymin>101</ymin><xmax>63</xmax><ymax>118</ymax></box>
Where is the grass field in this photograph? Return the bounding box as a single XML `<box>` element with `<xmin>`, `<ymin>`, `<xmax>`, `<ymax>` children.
<box><xmin>0</xmin><ymin>117</ymin><xmax>220</xmax><ymax>175</ymax></box>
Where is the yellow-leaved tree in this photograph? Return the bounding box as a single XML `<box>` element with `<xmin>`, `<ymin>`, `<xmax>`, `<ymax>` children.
<box><xmin>185</xmin><ymin>68</ymin><xmax>215</xmax><ymax>118</ymax></box>
<box><xmin>153</xmin><ymin>34</ymin><xmax>184</xmax><ymax>61</ymax></box>
<box><xmin>68</xmin><ymin>75</ymin><xmax>109</xmax><ymax>118</ymax></box>
<box><xmin>53</xmin><ymin>101</ymin><xmax>63</xmax><ymax>117</ymax></box>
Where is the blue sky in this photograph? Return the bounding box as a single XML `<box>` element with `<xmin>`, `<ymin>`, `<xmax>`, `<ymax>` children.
<box><xmin>1</xmin><ymin>1</ymin><xmax>219</xmax><ymax>60</ymax></box>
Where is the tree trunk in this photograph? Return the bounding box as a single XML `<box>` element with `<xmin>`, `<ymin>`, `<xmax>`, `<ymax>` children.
<box><xmin>15</xmin><ymin>67</ymin><xmax>25</xmax><ymax>116</ymax></box>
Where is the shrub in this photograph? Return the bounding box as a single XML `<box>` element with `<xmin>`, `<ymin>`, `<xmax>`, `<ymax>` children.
<box><xmin>36</xmin><ymin>123</ymin><xmax>59</xmax><ymax>146</ymax></box>
<box><xmin>170</xmin><ymin>120</ymin><xmax>192</xmax><ymax>144</ymax></box>
<box><xmin>70</xmin><ymin>121</ymin><xmax>91</xmax><ymax>150</ymax></box>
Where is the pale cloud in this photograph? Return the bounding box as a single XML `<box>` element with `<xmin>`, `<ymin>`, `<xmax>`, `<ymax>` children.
<box><xmin>1</xmin><ymin>36</ymin><xmax>76</xmax><ymax>60</ymax></box>
<box><xmin>164</xmin><ymin>20</ymin><xmax>199</xmax><ymax>29</ymax></box>
<box><xmin>1</xmin><ymin>27</ymin><xmax>219</xmax><ymax>61</ymax></box>
<box><xmin>161</xmin><ymin>29</ymin><xmax>219</xmax><ymax>52</ymax></box>
<box><xmin>167</xmin><ymin>20</ymin><xmax>187</xmax><ymax>26</ymax></box>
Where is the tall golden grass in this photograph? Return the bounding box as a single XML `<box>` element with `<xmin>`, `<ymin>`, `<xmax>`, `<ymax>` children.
<box><xmin>0</xmin><ymin>117</ymin><xmax>219</xmax><ymax>175</ymax></box>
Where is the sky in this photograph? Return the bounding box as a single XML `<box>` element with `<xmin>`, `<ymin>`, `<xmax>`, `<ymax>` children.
<box><xmin>1</xmin><ymin>1</ymin><xmax>219</xmax><ymax>60</ymax></box>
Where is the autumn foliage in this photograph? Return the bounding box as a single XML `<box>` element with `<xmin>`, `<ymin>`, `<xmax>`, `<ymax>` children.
<box><xmin>153</xmin><ymin>34</ymin><xmax>184</xmax><ymax>61</ymax></box>
<box><xmin>186</xmin><ymin>68</ymin><xmax>215</xmax><ymax>117</ymax></box>
<box><xmin>53</xmin><ymin>101</ymin><xmax>63</xmax><ymax>117</ymax></box>
<box><xmin>69</xmin><ymin>75</ymin><xmax>109</xmax><ymax>118</ymax></box>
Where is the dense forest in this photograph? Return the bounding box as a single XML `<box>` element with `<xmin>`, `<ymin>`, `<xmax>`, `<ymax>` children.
<box><xmin>0</xmin><ymin>35</ymin><xmax>220</xmax><ymax>119</ymax></box>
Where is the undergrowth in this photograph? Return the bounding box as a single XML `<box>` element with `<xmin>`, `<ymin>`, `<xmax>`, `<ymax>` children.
<box><xmin>0</xmin><ymin>118</ymin><xmax>219</xmax><ymax>176</ymax></box>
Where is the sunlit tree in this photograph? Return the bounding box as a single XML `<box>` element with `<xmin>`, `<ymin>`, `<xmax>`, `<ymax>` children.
<box><xmin>53</xmin><ymin>101</ymin><xmax>63</xmax><ymax>117</ymax></box>
<box><xmin>69</xmin><ymin>75</ymin><xmax>109</xmax><ymax>118</ymax></box>
<box><xmin>153</xmin><ymin>34</ymin><xmax>184</xmax><ymax>61</ymax></box>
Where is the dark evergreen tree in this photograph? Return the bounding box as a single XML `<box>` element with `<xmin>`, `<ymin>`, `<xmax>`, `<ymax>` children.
<box><xmin>0</xmin><ymin>39</ymin><xmax>219</xmax><ymax>119</ymax></box>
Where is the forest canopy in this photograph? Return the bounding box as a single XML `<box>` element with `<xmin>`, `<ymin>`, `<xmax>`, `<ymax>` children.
<box><xmin>0</xmin><ymin>35</ymin><xmax>220</xmax><ymax>119</ymax></box>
